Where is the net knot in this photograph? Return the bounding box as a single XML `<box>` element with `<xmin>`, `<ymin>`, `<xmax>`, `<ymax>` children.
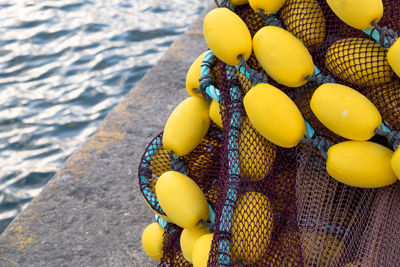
<box><xmin>375</xmin><ymin>127</ymin><xmax>400</xmax><ymax>150</ymax></box>
<box><xmin>259</xmin><ymin>9</ymin><xmax>283</xmax><ymax>28</ymax></box>
<box><xmin>199</xmin><ymin>74</ymin><xmax>214</xmax><ymax>103</ymax></box>
<box><xmin>238</xmin><ymin>55</ymin><xmax>269</xmax><ymax>85</ymax></box>
<box><xmin>305</xmin><ymin>73</ymin><xmax>336</xmax><ymax>85</ymax></box>
<box><xmin>301</xmin><ymin>135</ymin><xmax>332</xmax><ymax>159</ymax></box>
<box><xmin>199</xmin><ymin>220</ymin><xmax>215</xmax><ymax>233</ymax></box>
<box><xmin>372</xmin><ymin>21</ymin><xmax>399</xmax><ymax>49</ymax></box>
<box><xmin>169</xmin><ymin>151</ymin><xmax>187</xmax><ymax>173</ymax></box>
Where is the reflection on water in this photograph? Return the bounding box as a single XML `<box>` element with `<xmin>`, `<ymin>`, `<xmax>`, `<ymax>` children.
<box><xmin>0</xmin><ymin>0</ymin><xmax>208</xmax><ymax>233</ymax></box>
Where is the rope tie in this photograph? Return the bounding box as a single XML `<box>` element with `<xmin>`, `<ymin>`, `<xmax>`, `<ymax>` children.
<box><xmin>199</xmin><ymin>220</ymin><xmax>215</xmax><ymax>233</ymax></box>
<box><xmin>238</xmin><ymin>55</ymin><xmax>269</xmax><ymax>85</ymax></box>
<box><xmin>214</xmin><ymin>0</ymin><xmax>229</xmax><ymax>8</ymax></box>
<box><xmin>169</xmin><ymin>151</ymin><xmax>187</xmax><ymax>173</ymax></box>
<box><xmin>259</xmin><ymin>9</ymin><xmax>283</xmax><ymax>28</ymax></box>
<box><xmin>199</xmin><ymin>74</ymin><xmax>213</xmax><ymax>103</ymax></box>
<box><xmin>375</xmin><ymin>127</ymin><xmax>400</xmax><ymax>150</ymax></box>
<box><xmin>371</xmin><ymin>21</ymin><xmax>399</xmax><ymax>49</ymax></box>
<box><xmin>301</xmin><ymin>135</ymin><xmax>332</xmax><ymax>159</ymax></box>
<box><xmin>305</xmin><ymin>73</ymin><xmax>336</xmax><ymax>85</ymax></box>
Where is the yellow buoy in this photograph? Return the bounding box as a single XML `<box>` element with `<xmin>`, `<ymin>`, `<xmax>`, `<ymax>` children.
<box><xmin>209</xmin><ymin>99</ymin><xmax>223</xmax><ymax>128</ymax></box>
<box><xmin>248</xmin><ymin>0</ymin><xmax>286</xmax><ymax>14</ymax></box>
<box><xmin>310</xmin><ymin>83</ymin><xmax>382</xmax><ymax>141</ymax></box>
<box><xmin>280</xmin><ymin>0</ymin><xmax>326</xmax><ymax>48</ymax></box>
<box><xmin>301</xmin><ymin>231</ymin><xmax>345</xmax><ymax>265</ymax></box>
<box><xmin>192</xmin><ymin>234</ymin><xmax>214</xmax><ymax>267</ymax></box>
<box><xmin>186</xmin><ymin>51</ymin><xmax>207</xmax><ymax>97</ymax></box>
<box><xmin>326</xmin><ymin>0</ymin><xmax>383</xmax><ymax>30</ymax></box>
<box><xmin>203</xmin><ymin>8</ymin><xmax>252</xmax><ymax>66</ymax></box>
<box><xmin>325</xmin><ymin>38</ymin><xmax>393</xmax><ymax>87</ymax></box>
<box><xmin>239</xmin><ymin>116</ymin><xmax>277</xmax><ymax>180</ymax></box>
<box><xmin>327</xmin><ymin>141</ymin><xmax>397</xmax><ymax>188</ymax></box>
<box><xmin>244</xmin><ymin>83</ymin><xmax>305</xmax><ymax>148</ymax></box>
<box><xmin>231</xmin><ymin>192</ymin><xmax>274</xmax><ymax>264</ymax></box>
<box><xmin>180</xmin><ymin>225</ymin><xmax>211</xmax><ymax>263</ymax></box>
<box><xmin>230</xmin><ymin>0</ymin><xmax>248</xmax><ymax>5</ymax></box>
<box><xmin>156</xmin><ymin>171</ymin><xmax>209</xmax><ymax>229</ymax></box>
<box><xmin>141</xmin><ymin>222</ymin><xmax>165</xmax><ymax>262</ymax></box>
<box><xmin>253</xmin><ymin>26</ymin><xmax>314</xmax><ymax>87</ymax></box>
<box><xmin>163</xmin><ymin>96</ymin><xmax>210</xmax><ymax>156</ymax></box>
<box><xmin>387</xmin><ymin>39</ymin><xmax>400</xmax><ymax>79</ymax></box>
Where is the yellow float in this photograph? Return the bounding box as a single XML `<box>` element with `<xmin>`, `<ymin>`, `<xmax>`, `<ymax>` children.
<box><xmin>326</xmin><ymin>141</ymin><xmax>397</xmax><ymax>188</ymax></box>
<box><xmin>203</xmin><ymin>8</ymin><xmax>252</xmax><ymax>66</ymax></box>
<box><xmin>244</xmin><ymin>83</ymin><xmax>305</xmax><ymax>148</ymax></box>
<box><xmin>186</xmin><ymin>51</ymin><xmax>207</xmax><ymax>97</ymax></box>
<box><xmin>230</xmin><ymin>192</ymin><xmax>274</xmax><ymax>265</ymax></box>
<box><xmin>163</xmin><ymin>96</ymin><xmax>210</xmax><ymax>156</ymax></box>
<box><xmin>387</xmin><ymin>39</ymin><xmax>400</xmax><ymax>79</ymax></box>
<box><xmin>239</xmin><ymin>116</ymin><xmax>276</xmax><ymax>180</ymax></box>
<box><xmin>325</xmin><ymin>38</ymin><xmax>393</xmax><ymax>87</ymax></box>
<box><xmin>253</xmin><ymin>26</ymin><xmax>314</xmax><ymax>87</ymax></box>
<box><xmin>248</xmin><ymin>0</ymin><xmax>286</xmax><ymax>15</ymax></box>
<box><xmin>310</xmin><ymin>83</ymin><xmax>382</xmax><ymax>141</ymax></box>
<box><xmin>155</xmin><ymin>171</ymin><xmax>209</xmax><ymax>229</ymax></box>
<box><xmin>180</xmin><ymin>225</ymin><xmax>211</xmax><ymax>263</ymax></box>
<box><xmin>280</xmin><ymin>0</ymin><xmax>326</xmax><ymax>48</ymax></box>
<box><xmin>192</xmin><ymin>234</ymin><xmax>214</xmax><ymax>267</ymax></box>
<box><xmin>141</xmin><ymin>222</ymin><xmax>165</xmax><ymax>262</ymax></box>
<box><xmin>209</xmin><ymin>99</ymin><xmax>223</xmax><ymax>128</ymax></box>
<box><xmin>326</xmin><ymin>0</ymin><xmax>383</xmax><ymax>30</ymax></box>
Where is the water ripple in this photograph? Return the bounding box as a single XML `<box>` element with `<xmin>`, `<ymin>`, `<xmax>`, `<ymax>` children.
<box><xmin>0</xmin><ymin>0</ymin><xmax>209</xmax><ymax>233</ymax></box>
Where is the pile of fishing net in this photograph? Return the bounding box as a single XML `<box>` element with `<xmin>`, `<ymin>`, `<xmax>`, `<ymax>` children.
<box><xmin>138</xmin><ymin>0</ymin><xmax>400</xmax><ymax>266</ymax></box>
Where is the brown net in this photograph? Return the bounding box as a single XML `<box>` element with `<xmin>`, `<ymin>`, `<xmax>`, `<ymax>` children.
<box><xmin>137</xmin><ymin>1</ymin><xmax>400</xmax><ymax>266</ymax></box>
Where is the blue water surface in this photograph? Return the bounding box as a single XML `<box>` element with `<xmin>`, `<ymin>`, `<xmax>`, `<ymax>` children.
<box><xmin>0</xmin><ymin>0</ymin><xmax>209</xmax><ymax>233</ymax></box>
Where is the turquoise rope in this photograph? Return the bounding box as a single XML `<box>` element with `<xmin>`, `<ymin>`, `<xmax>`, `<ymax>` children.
<box><xmin>216</xmin><ymin>65</ymin><xmax>242</xmax><ymax>266</ymax></box>
<box><xmin>139</xmin><ymin>135</ymin><xmax>164</xmax><ymax>213</ymax></box>
<box><xmin>201</xmin><ymin>50</ymin><xmax>221</xmax><ymax>102</ymax></box>
<box><xmin>362</xmin><ymin>28</ymin><xmax>390</xmax><ymax>47</ymax></box>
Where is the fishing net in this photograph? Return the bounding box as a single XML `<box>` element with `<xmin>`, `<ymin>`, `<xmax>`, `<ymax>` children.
<box><xmin>138</xmin><ymin>0</ymin><xmax>400</xmax><ymax>266</ymax></box>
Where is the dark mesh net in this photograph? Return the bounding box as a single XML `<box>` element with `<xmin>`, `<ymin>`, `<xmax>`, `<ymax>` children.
<box><xmin>138</xmin><ymin>1</ymin><xmax>400</xmax><ymax>266</ymax></box>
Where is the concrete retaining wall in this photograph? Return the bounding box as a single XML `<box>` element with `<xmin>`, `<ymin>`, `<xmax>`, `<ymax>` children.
<box><xmin>0</xmin><ymin>5</ymin><xmax>211</xmax><ymax>267</ymax></box>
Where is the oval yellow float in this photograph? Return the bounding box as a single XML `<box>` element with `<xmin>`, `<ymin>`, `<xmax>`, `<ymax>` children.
<box><xmin>192</xmin><ymin>233</ymin><xmax>213</xmax><ymax>267</ymax></box>
<box><xmin>209</xmin><ymin>99</ymin><xmax>223</xmax><ymax>128</ymax></box>
<box><xmin>244</xmin><ymin>83</ymin><xmax>305</xmax><ymax>148</ymax></box>
<box><xmin>156</xmin><ymin>171</ymin><xmax>209</xmax><ymax>229</ymax></box>
<box><xmin>230</xmin><ymin>0</ymin><xmax>248</xmax><ymax>5</ymax></box>
<box><xmin>326</xmin><ymin>141</ymin><xmax>397</xmax><ymax>188</ymax></box>
<box><xmin>326</xmin><ymin>0</ymin><xmax>383</xmax><ymax>30</ymax></box>
<box><xmin>186</xmin><ymin>51</ymin><xmax>207</xmax><ymax>97</ymax></box>
<box><xmin>163</xmin><ymin>96</ymin><xmax>210</xmax><ymax>156</ymax></box>
<box><xmin>387</xmin><ymin>38</ymin><xmax>400</xmax><ymax>79</ymax></box>
<box><xmin>180</xmin><ymin>225</ymin><xmax>210</xmax><ymax>263</ymax></box>
<box><xmin>253</xmin><ymin>26</ymin><xmax>314</xmax><ymax>87</ymax></box>
<box><xmin>310</xmin><ymin>83</ymin><xmax>382</xmax><ymax>141</ymax></box>
<box><xmin>203</xmin><ymin>8</ymin><xmax>252</xmax><ymax>66</ymax></box>
<box><xmin>141</xmin><ymin>222</ymin><xmax>165</xmax><ymax>262</ymax></box>
<box><xmin>239</xmin><ymin>116</ymin><xmax>276</xmax><ymax>180</ymax></box>
<box><xmin>280</xmin><ymin>0</ymin><xmax>326</xmax><ymax>48</ymax></box>
<box><xmin>325</xmin><ymin>38</ymin><xmax>393</xmax><ymax>87</ymax></box>
<box><xmin>248</xmin><ymin>0</ymin><xmax>286</xmax><ymax>14</ymax></box>
<box><xmin>231</xmin><ymin>192</ymin><xmax>274</xmax><ymax>265</ymax></box>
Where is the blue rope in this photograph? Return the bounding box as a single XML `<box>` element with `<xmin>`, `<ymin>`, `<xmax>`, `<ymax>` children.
<box><xmin>139</xmin><ymin>134</ymin><xmax>166</xmax><ymax>215</ymax></box>
<box><xmin>217</xmin><ymin>64</ymin><xmax>242</xmax><ymax>266</ymax></box>
<box><xmin>200</xmin><ymin>50</ymin><xmax>221</xmax><ymax>102</ymax></box>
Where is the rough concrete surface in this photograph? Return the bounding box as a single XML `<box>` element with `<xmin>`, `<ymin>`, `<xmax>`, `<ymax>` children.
<box><xmin>0</xmin><ymin>5</ymin><xmax>211</xmax><ymax>267</ymax></box>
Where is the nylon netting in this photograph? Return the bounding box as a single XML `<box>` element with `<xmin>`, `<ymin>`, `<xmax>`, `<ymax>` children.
<box><xmin>138</xmin><ymin>1</ymin><xmax>400</xmax><ymax>266</ymax></box>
